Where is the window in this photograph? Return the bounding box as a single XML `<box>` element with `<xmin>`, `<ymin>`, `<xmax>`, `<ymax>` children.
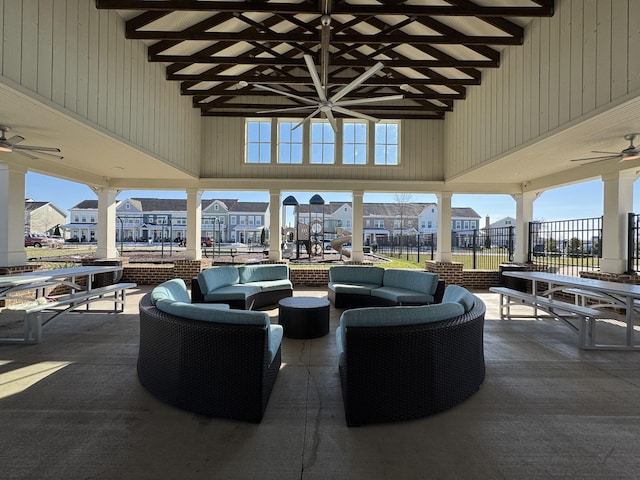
<box><xmin>366</xmin><ymin>220</ymin><xmax>370</xmax><ymax>227</ymax></box>
<box><xmin>246</xmin><ymin>120</ymin><xmax>272</xmax><ymax>163</ymax></box>
<box><xmin>345</xmin><ymin>220</ymin><xmax>352</xmax><ymax>229</ymax></box>
<box><xmin>464</xmin><ymin>221</ymin><xmax>469</xmax><ymax>229</ymax></box>
<box><xmin>240</xmin><ymin>216</ymin><xmax>246</xmax><ymax>225</ymax></box>
<box><xmin>125</xmin><ymin>203</ymin><xmax>130</xmax><ymax>210</ymax></box>
<box><xmin>74</xmin><ymin>215</ymin><xmax>79</xmax><ymax>222</ymax></box>
<box><xmin>374</xmin><ymin>219</ymin><xmax>384</xmax><ymax>228</ymax></box>
<box><xmin>374</xmin><ymin>122</ymin><xmax>399</xmax><ymax>165</ymax></box>
<box><xmin>278</xmin><ymin>122</ymin><xmax>303</xmax><ymax>164</ymax></box>
<box><xmin>255</xmin><ymin>217</ymin><xmax>261</xmax><ymax>226</ymax></box>
<box><xmin>90</xmin><ymin>216</ymin><xmax>95</xmax><ymax>223</ymax></box>
<box><xmin>214</xmin><ymin>204</ymin><xmax>219</xmax><ymax>211</ymax></box>
<box><xmin>230</xmin><ymin>216</ymin><xmax>237</xmax><ymax>225</ymax></box>
<box><xmin>81</xmin><ymin>216</ymin><xmax>86</xmax><ymax>222</ymax></box>
<box><xmin>343</xmin><ymin>121</ymin><xmax>367</xmax><ymax>164</ymax></box>
<box><xmin>311</xmin><ymin>121</ymin><xmax>335</xmax><ymax>164</ymax></box>
<box><xmin>248</xmin><ymin>216</ymin><xmax>254</xmax><ymax>226</ymax></box>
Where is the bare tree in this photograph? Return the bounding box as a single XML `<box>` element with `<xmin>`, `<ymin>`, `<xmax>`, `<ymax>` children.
<box><xmin>394</xmin><ymin>193</ymin><xmax>414</xmax><ymax>256</ymax></box>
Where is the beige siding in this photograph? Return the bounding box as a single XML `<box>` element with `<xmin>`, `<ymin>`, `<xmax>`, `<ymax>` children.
<box><xmin>444</xmin><ymin>0</ymin><xmax>640</xmax><ymax>178</ymax></box>
<box><xmin>0</xmin><ymin>1</ymin><xmax>200</xmax><ymax>176</ymax></box>
<box><xmin>201</xmin><ymin>118</ymin><xmax>445</xmax><ymax>182</ymax></box>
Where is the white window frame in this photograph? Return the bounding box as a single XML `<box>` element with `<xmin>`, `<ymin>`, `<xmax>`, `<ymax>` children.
<box><xmin>342</xmin><ymin>120</ymin><xmax>367</xmax><ymax>165</ymax></box>
<box><xmin>374</xmin><ymin>121</ymin><xmax>400</xmax><ymax>165</ymax></box>
<box><xmin>278</xmin><ymin>120</ymin><xmax>304</xmax><ymax>164</ymax></box>
<box><xmin>310</xmin><ymin>120</ymin><xmax>335</xmax><ymax>164</ymax></box>
<box><xmin>245</xmin><ymin>119</ymin><xmax>272</xmax><ymax>164</ymax></box>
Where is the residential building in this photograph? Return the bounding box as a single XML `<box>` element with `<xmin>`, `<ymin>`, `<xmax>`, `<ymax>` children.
<box><xmin>24</xmin><ymin>199</ymin><xmax>67</xmax><ymax>236</ymax></box>
<box><xmin>65</xmin><ymin>198</ymin><xmax>269</xmax><ymax>244</ymax></box>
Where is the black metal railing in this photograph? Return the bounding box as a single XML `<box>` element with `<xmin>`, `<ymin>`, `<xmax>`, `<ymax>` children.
<box><xmin>528</xmin><ymin>217</ymin><xmax>602</xmax><ymax>276</ymax></box>
<box><xmin>627</xmin><ymin>213</ymin><xmax>640</xmax><ymax>274</ymax></box>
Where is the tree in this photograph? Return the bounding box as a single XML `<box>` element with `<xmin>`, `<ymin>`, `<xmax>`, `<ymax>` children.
<box><xmin>393</xmin><ymin>193</ymin><xmax>414</xmax><ymax>256</ymax></box>
<box><xmin>567</xmin><ymin>237</ymin><xmax>583</xmax><ymax>256</ymax></box>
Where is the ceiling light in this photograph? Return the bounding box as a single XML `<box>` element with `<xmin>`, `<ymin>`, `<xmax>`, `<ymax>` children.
<box><xmin>321</xmin><ymin>15</ymin><xmax>331</xmax><ymax>27</ymax></box>
<box><xmin>238</xmin><ymin>81</ymin><xmax>248</xmax><ymax>88</ymax></box>
<box><xmin>400</xmin><ymin>84</ymin><xmax>410</xmax><ymax>92</ymax></box>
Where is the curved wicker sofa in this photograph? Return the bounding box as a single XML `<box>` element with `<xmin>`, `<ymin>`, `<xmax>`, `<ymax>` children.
<box><xmin>336</xmin><ymin>287</ymin><xmax>486</xmax><ymax>427</ymax></box>
<box><xmin>138</xmin><ymin>291</ymin><xmax>281</xmax><ymax>423</ymax></box>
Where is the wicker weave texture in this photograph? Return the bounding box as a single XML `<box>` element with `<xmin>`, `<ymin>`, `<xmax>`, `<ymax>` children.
<box><xmin>137</xmin><ymin>293</ymin><xmax>280</xmax><ymax>423</ymax></box>
<box><xmin>339</xmin><ymin>296</ymin><xmax>486</xmax><ymax>427</ymax></box>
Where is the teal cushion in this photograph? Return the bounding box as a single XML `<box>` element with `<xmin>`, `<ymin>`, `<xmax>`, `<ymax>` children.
<box><xmin>268</xmin><ymin>325</ymin><xmax>284</xmax><ymax>364</ymax></box>
<box><xmin>203</xmin><ymin>284</ymin><xmax>261</xmax><ymax>302</ymax></box>
<box><xmin>335</xmin><ymin>326</ymin><xmax>345</xmax><ymax>366</ymax></box>
<box><xmin>382</xmin><ymin>269</ymin><xmax>439</xmax><ymax>295</ymax></box>
<box><xmin>247</xmin><ymin>279</ymin><xmax>293</xmax><ymax>292</ymax></box>
<box><xmin>155</xmin><ymin>299</ymin><xmax>230</xmax><ymax>320</ymax></box>
<box><xmin>239</xmin><ymin>264</ymin><xmax>289</xmax><ymax>283</ymax></box>
<box><xmin>338</xmin><ymin>302</ymin><xmax>465</xmax><ymax>359</ymax></box>
<box><xmin>328</xmin><ymin>282</ymin><xmax>380</xmax><ymax>295</ymax></box>
<box><xmin>197</xmin><ymin>267</ymin><xmax>240</xmax><ymax>294</ymax></box>
<box><xmin>150</xmin><ymin>279</ymin><xmax>191</xmax><ymax>305</ymax></box>
<box><xmin>442</xmin><ymin>285</ymin><xmax>476</xmax><ymax>313</ymax></box>
<box><xmin>328</xmin><ymin>266</ymin><xmax>384</xmax><ymax>286</ymax></box>
<box><xmin>370</xmin><ymin>287</ymin><xmax>434</xmax><ymax>305</ymax></box>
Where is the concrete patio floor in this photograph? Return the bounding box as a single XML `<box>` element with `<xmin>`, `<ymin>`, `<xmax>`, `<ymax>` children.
<box><xmin>2</xmin><ymin>286</ymin><xmax>640</xmax><ymax>479</ymax></box>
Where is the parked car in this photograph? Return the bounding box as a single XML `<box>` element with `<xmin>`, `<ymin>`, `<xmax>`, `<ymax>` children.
<box><xmin>201</xmin><ymin>237</ymin><xmax>214</xmax><ymax>247</ymax></box>
<box><xmin>24</xmin><ymin>234</ymin><xmax>51</xmax><ymax>248</ymax></box>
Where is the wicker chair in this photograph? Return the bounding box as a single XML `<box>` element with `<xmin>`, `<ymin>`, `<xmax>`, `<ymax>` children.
<box><xmin>338</xmin><ymin>296</ymin><xmax>486</xmax><ymax>427</ymax></box>
<box><xmin>137</xmin><ymin>293</ymin><xmax>281</xmax><ymax>423</ymax></box>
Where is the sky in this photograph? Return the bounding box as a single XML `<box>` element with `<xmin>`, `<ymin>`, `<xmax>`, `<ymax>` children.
<box><xmin>24</xmin><ymin>172</ymin><xmax>640</xmax><ymax>223</ymax></box>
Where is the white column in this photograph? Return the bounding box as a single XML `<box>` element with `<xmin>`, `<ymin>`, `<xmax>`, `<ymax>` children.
<box><xmin>600</xmin><ymin>171</ymin><xmax>636</xmax><ymax>274</ymax></box>
<box><xmin>268</xmin><ymin>190</ymin><xmax>282</xmax><ymax>261</ymax></box>
<box><xmin>436</xmin><ymin>192</ymin><xmax>452</xmax><ymax>262</ymax></box>
<box><xmin>512</xmin><ymin>191</ymin><xmax>537</xmax><ymax>263</ymax></box>
<box><xmin>351</xmin><ymin>190</ymin><xmax>364</xmax><ymax>262</ymax></box>
<box><xmin>0</xmin><ymin>163</ymin><xmax>27</xmax><ymax>267</ymax></box>
<box><xmin>185</xmin><ymin>189</ymin><xmax>203</xmax><ymax>260</ymax></box>
<box><xmin>95</xmin><ymin>187</ymin><xmax>119</xmax><ymax>259</ymax></box>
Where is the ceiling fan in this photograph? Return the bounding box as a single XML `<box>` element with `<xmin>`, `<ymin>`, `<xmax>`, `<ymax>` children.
<box><xmin>0</xmin><ymin>125</ymin><xmax>63</xmax><ymax>160</ymax></box>
<box><xmin>249</xmin><ymin>54</ymin><xmax>404</xmax><ymax>132</ymax></box>
<box><xmin>570</xmin><ymin>133</ymin><xmax>640</xmax><ymax>164</ymax></box>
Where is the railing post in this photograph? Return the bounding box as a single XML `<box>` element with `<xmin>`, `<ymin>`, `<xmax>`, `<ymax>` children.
<box><xmin>627</xmin><ymin>212</ymin><xmax>635</xmax><ymax>274</ymax></box>
<box><xmin>472</xmin><ymin>228</ymin><xmax>477</xmax><ymax>269</ymax></box>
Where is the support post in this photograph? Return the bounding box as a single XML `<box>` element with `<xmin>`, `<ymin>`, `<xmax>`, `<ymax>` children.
<box><xmin>95</xmin><ymin>187</ymin><xmax>119</xmax><ymax>259</ymax></box>
<box><xmin>436</xmin><ymin>192</ymin><xmax>452</xmax><ymax>262</ymax></box>
<box><xmin>512</xmin><ymin>191</ymin><xmax>537</xmax><ymax>263</ymax></box>
<box><xmin>269</xmin><ymin>190</ymin><xmax>282</xmax><ymax>261</ymax></box>
<box><xmin>0</xmin><ymin>163</ymin><xmax>27</xmax><ymax>267</ymax></box>
<box><xmin>185</xmin><ymin>189</ymin><xmax>203</xmax><ymax>260</ymax></box>
<box><xmin>600</xmin><ymin>171</ymin><xmax>636</xmax><ymax>274</ymax></box>
<box><xmin>351</xmin><ymin>191</ymin><xmax>364</xmax><ymax>262</ymax></box>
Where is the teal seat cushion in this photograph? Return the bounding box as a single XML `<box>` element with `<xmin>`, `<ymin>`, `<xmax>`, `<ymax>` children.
<box><xmin>382</xmin><ymin>269</ymin><xmax>439</xmax><ymax>295</ymax></box>
<box><xmin>337</xmin><ymin>302</ymin><xmax>465</xmax><ymax>363</ymax></box>
<box><xmin>442</xmin><ymin>285</ymin><xmax>476</xmax><ymax>312</ymax></box>
<box><xmin>203</xmin><ymin>284</ymin><xmax>261</xmax><ymax>302</ymax></box>
<box><xmin>268</xmin><ymin>325</ymin><xmax>284</xmax><ymax>364</ymax></box>
<box><xmin>328</xmin><ymin>282</ymin><xmax>380</xmax><ymax>295</ymax></box>
<box><xmin>239</xmin><ymin>264</ymin><xmax>289</xmax><ymax>283</ymax></box>
<box><xmin>247</xmin><ymin>279</ymin><xmax>293</xmax><ymax>292</ymax></box>
<box><xmin>197</xmin><ymin>266</ymin><xmax>240</xmax><ymax>294</ymax></box>
<box><xmin>328</xmin><ymin>265</ymin><xmax>384</xmax><ymax>286</ymax></box>
<box><xmin>335</xmin><ymin>326</ymin><xmax>345</xmax><ymax>366</ymax></box>
<box><xmin>370</xmin><ymin>287</ymin><xmax>434</xmax><ymax>305</ymax></box>
<box><xmin>151</xmin><ymin>278</ymin><xmax>191</xmax><ymax>305</ymax></box>
<box><xmin>155</xmin><ymin>299</ymin><xmax>230</xmax><ymax>319</ymax></box>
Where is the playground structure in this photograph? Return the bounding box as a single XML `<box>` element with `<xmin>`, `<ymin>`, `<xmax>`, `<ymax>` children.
<box><xmin>330</xmin><ymin>228</ymin><xmax>352</xmax><ymax>258</ymax></box>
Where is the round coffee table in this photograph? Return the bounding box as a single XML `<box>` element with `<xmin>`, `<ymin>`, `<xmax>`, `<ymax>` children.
<box><xmin>278</xmin><ymin>296</ymin><xmax>330</xmax><ymax>339</ymax></box>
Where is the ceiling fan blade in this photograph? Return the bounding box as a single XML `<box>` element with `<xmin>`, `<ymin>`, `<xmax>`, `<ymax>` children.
<box><xmin>257</xmin><ymin>105</ymin><xmax>318</xmax><ymax>114</ymax></box>
<box><xmin>334</xmin><ymin>95</ymin><xmax>404</xmax><ymax>108</ymax></box>
<box><xmin>6</xmin><ymin>135</ymin><xmax>25</xmax><ymax>145</ymax></box>
<box><xmin>253</xmin><ymin>83</ymin><xmax>318</xmax><ymax>106</ymax></box>
<box><xmin>292</xmin><ymin>107</ymin><xmax>321</xmax><ymax>130</ymax></box>
<box><xmin>330</xmin><ymin>62</ymin><xmax>385</xmax><ymax>103</ymax></box>
<box><xmin>13</xmin><ymin>149</ymin><xmax>38</xmax><ymax>160</ymax></box>
<box><xmin>303</xmin><ymin>54</ymin><xmax>327</xmax><ymax>102</ymax></box>
<box><xmin>570</xmin><ymin>155</ymin><xmax>620</xmax><ymax>162</ymax></box>
<box><xmin>14</xmin><ymin>145</ymin><xmax>62</xmax><ymax>153</ymax></box>
<box><xmin>325</xmin><ymin>110</ymin><xmax>338</xmax><ymax>133</ymax></box>
<box><xmin>332</xmin><ymin>105</ymin><xmax>379</xmax><ymax>123</ymax></box>
<box><xmin>590</xmin><ymin>150</ymin><xmax>622</xmax><ymax>154</ymax></box>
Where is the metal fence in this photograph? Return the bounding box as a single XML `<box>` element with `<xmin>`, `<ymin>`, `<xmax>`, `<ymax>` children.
<box><xmin>528</xmin><ymin>217</ymin><xmax>602</xmax><ymax>276</ymax></box>
<box><xmin>373</xmin><ymin>227</ymin><xmax>515</xmax><ymax>270</ymax></box>
<box><xmin>627</xmin><ymin>213</ymin><xmax>640</xmax><ymax>274</ymax></box>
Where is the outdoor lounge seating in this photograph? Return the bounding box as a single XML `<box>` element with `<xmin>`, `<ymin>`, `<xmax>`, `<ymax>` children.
<box><xmin>335</xmin><ymin>284</ymin><xmax>486</xmax><ymax>426</ymax></box>
<box><xmin>191</xmin><ymin>264</ymin><xmax>293</xmax><ymax>309</ymax></box>
<box><xmin>137</xmin><ymin>279</ymin><xmax>283</xmax><ymax>422</ymax></box>
<box><xmin>328</xmin><ymin>265</ymin><xmax>445</xmax><ymax>309</ymax></box>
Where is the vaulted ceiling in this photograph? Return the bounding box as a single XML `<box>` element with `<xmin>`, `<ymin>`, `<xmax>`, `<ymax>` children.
<box><xmin>95</xmin><ymin>0</ymin><xmax>554</xmax><ymax>121</ymax></box>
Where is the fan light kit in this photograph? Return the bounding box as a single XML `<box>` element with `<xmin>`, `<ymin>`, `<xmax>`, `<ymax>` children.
<box><xmin>571</xmin><ymin>133</ymin><xmax>640</xmax><ymax>164</ymax></box>
<box><xmin>0</xmin><ymin>126</ymin><xmax>63</xmax><ymax>160</ymax></box>
<box><xmin>253</xmin><ymin>54</ymin><xmax>403</xmax><ymax>132</ymax></box>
